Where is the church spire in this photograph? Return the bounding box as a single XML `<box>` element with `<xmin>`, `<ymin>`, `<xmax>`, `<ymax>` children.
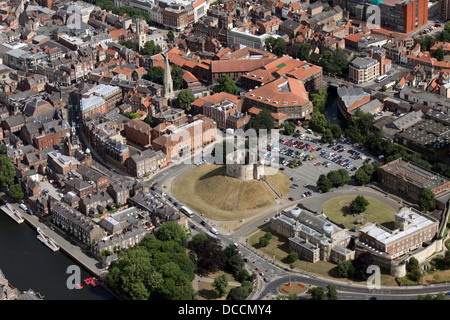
<box><xmin>163</xmin><ymin>53</ymin><xmax>174</xmax><ymax>99</ymax></box>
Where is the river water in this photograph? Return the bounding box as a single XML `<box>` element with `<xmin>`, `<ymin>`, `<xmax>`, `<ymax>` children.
<box><xmin>0</xmin><ymin>212</ymin><xmax>115</xmax><ymax>300</ymax></box>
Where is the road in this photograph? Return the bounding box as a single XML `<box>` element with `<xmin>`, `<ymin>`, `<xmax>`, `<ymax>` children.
<box><xmin>142</xmin><ymin>135</ymin><xmax>450</xmax><ymax>300</ymax></box>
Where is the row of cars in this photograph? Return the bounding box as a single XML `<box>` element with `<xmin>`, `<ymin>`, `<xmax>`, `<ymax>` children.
<box><xmin>319</xmin><ymin>149</ymin><xmax>359</xmax><ymax>171</ymax></box>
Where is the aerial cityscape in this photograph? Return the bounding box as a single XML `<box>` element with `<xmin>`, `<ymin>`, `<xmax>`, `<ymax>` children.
<box><xmin>1</xmin><ymin>0</ymin><xmax>450</xmax><ymax>306</ymax></box>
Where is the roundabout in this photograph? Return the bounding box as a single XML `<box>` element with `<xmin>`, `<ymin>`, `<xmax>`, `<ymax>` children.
<box><xmin>279</xmin><ymin>282</ymin><xmax>306</xmax><ymax>295</ymax></box>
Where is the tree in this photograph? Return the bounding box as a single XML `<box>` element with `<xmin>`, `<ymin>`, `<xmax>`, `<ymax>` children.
<box><xmin>177</xmin><ymin>89</ymin><xmax>195</xmax><ymax>110</ymax></box>
<box><xmin>353</xmin><ymin>252</ymin><xmax>374</xmax><ymax>280</ymax></box>
<box><xmin>167</xmin><ymin>30</ymin><xmax>174</xmax><ymax>42</ymax></box>
<box><xmin>145</xmin><ymin>66</ymin><xmax>164</xmax><ymax>84</ymax></box>
<box><xmin>308</xmin><ymin>286</ymin><xmax>327</xmax><ymax>300</ymax></box>
<box><xmin>265</xmin><ymin>37</ymin><xmax>286</xmax><ymax>56</ymax></box>
<box><xmin>213</xmin><ymin>274</ymin><xmax>229</xmax><ymax>297</ymax></box>
<box><xmin>418</xmin><ymin>189</ymin><xmax>436</xmax><ymax>212</ymax></box>
<box><xmin>119</xmin><ymin>40</ymin><xmax>137</xmax><ymax>51</ymax></box>
<box><xmin>141</xmin><ymin>40</ymin><xmax>162</xmax><ymax>56</ymax></box>
<box><xmin>213</xmin><ymin>75</ymin><xmax>238</xmax><ymax>95</ymax></box>
<box><xmin>0</xmin><ymin>155</ymin><xmax>15</xmax><ymax>189</ymax></box>
<box><xmin>350</xmin><ymin>195</ymin><xmax>369</xmax><ymax>214</ymax></box>
<box><xmin>321</xmin><ymin>128</ymin><xmax>334</xmax><ymax>143</ymax></box>
<box><xmin>259</xmin><ymin>236</ymin><xmax>269</xmax><ymax>247</ymax></box>
<box><xmin>317</xmin><ymin>174</ymin><xmax>332</xmax><ymax>193</ymax></box>
<box><xmin>194</xmin><ymin>237</ymin><xmax>226</xmax><ymax>275</ymax></box>
<box><xmin>297</xmin><ymin>43</ymin><xmax>312</xmax><ymax>61</ymax></box>
<box><xmin>354</xmin><ymin>164</ymin><xmax>374</xmax><ymax>185</ymax></box>
<box><xmin>327</xmin><ymin>170</ymin><xmax>343</xmax><ymax>187</ymax></box>
<box><xmin>144</xmin><ymin>115</ymin><xmax>156</xmax><ymax>127</ymax></box>
<box><xmin>320</xmin><ymin>48</ymin><xmax>349</xmax><ymax>76</ymax></box>
<box><xmin>330</xmin><ymin>124</ymin><xmax>341</xmax><ymax>139</ymax></box>
<box><xmin>248</xmin><ymin>109</ymin><xmax>275</xmax><ymax>133</ymax></box>
<box><xmin>156</xmin><ymin>221</ymin><xmax>189</xmax><ymax>247</ymax></box>
<box><xmin>337</xmin><ymin>260</ymin><xmax>355</xmax><ymax>278</ymax></box>
<box><xmin>283</xmin><ymin>122</ymin><xmax>296</xmax><ymax>136</ymax></box>
<box><xmin>171</xmin><ymin>63</ymin><xmax>184</xmax><ymax>90</ymax></box>
<box><xmin>287</xmin><ymin>252</ymin><xmax>299</xmax><ymax>263</ymax></box>
<box><xmin>326</xmin><ymin>285</ymin><xmax>339</xmax><ymax>300</ymax></box>
<box><xmin>190</xmin><ymin>233</ymin><xmax>208</xmax><ymax>248</ymax></box>
<box><xmin>309</xmin><ymin>112</ymin><xmax>329</xmax><ymax>134</ymax></box>
<box><xmin>407</xmin><ymin>257</ymin><xmax>420</xmax><ymax>273</ymax></box>
<box><xmin>9</xmin><ymin>184</ymin><xmax>24</xmax><ymax>201</ymax></box>
<box><xmin>337</xmin><ymin>169</ymin><xmax>351</xmax><ymax>185</ymax></box>
<box><xmin>227</xmin><ymin>287</ymin><xmax>246</xmax><ymax>300</ymax></box>
<box><xmin>310</xmin><ymin>87</ymin><xmax>328</xmax><ymax>113</ymax></box>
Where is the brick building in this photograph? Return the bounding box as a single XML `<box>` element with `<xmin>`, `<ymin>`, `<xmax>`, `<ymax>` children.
<box><xmin>124</xmin><ymin>119</ymin><xmax>152</xmax><ymax>149</ymax></box>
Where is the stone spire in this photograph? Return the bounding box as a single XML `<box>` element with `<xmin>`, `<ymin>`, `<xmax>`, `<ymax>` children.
<box><xmin>163</xmin><ymin>53</ymin><xmax>174</xmax><ymax>99</ymax></box>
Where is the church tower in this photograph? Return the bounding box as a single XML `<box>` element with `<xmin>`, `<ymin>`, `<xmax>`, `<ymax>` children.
<box><xmin>163</xmin><ymin>53</ymin><xmax>174</xmax><ymax>99</ymax></box>
<box><xmin>135</xmin><ymin>18</ymin><xmax>146</xmax><ymax>52</ymax></box>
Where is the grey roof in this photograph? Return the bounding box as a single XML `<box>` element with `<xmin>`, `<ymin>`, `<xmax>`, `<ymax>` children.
<box><xmin>337</xmin><ymin>86</ymin><xmax>370</xmax><ymax>109</ymax></box>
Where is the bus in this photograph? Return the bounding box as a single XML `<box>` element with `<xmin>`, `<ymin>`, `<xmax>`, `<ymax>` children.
<box><xmin>180</xmin><ymin>206</ymin><xmax>194</xmax><ymax>217</ymax></box>
<box><xmin>376</xmin><ymin>75</ymin><xmax>388</xmax><ymax>83</ymax></box>
<box><xmin>206</xmin><ymin>231</ymin><xmax>217</xmax><ymax>240</ymax></box>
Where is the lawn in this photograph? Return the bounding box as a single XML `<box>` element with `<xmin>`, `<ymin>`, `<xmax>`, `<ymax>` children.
<box><xmin>172</xmin><ymin>164</ymin><xmax>290</xmax><ymax>221</ymax></box>
<box><xmin>247</xmin><ymin>229</ymin><xmax>398</xmax><ymax>286</ymax></box>
<box><xmin>196</xmin><ymin>271</ymin><xmax>241</xmax><ymax>300</ymax></box>
<box><xmin>322</xmin><ymin>195</ymin><xmax>397</xmax><ymax>230</ymax></box>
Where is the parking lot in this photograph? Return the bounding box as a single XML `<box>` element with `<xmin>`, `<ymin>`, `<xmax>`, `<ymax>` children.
<box><xmin>265</xmin><ymin>132</ymin><xmax>383</xmax><ymax>201</ymax></box>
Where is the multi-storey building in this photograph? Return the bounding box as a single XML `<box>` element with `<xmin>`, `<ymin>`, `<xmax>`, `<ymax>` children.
<box><xmin>80</xmin><ymin>84</ymin><xmax>122</xmax><ymax>118</ymax></box>
<box><xmin>127</xmin><ymin>149</ymin><xmax>167</xmax><ymax>178</ymax></box>
<box><xmin>359</xmin><ymin>207</ymin><xmax>439</xmax><ymax>259</ymax></box>
<box><xmin>270</xmin><ymin>206</ymin><xmax>355</xmax><ymax>263</ymax></box>
<box><xmin>51</xmin><ymin>202</ymin><xmax>105</xmax><ymax>244</ymax></box>
<box><xmin>242</xmin><ymin>77</ymin><xmax>313</xmax><ymax>125</ymax></box>
<box><xmin>440</xmin><ymin>0</ymin><xmax>450</xmax><ymax>20</ymax></box>
<box><xmin>124</xmin><ymin>119</ymin><xmax>152</xmax><ymax>149</ymax></box>
<box><xmin>378</xmin><ymin>158</ymin><xmax>450</xmax><ymax>202</ymax></box>
<box><xmin>379</xmin><ymin>0</ymin><xmax>428</xmax><ymax>34</ymax></box>
<box><xmin>152</xmin><ymin>116</ymin><xmax>217</xmax><ymax>163</ymax></box>
<box><xmin>349</xmin><ymin>57</ymin><xmax>380</xmax><ymax>84</ymax></box>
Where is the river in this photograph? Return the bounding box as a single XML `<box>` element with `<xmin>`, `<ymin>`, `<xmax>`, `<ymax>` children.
<box><xmin>323</xmin><ymin>86</ymin><xmax>343</xmax><ymax>128</ymax></box>
<box><xmin>0</xmin><ymin>212</ymin><xmax>115</xmax><ymax>300</ymax></box>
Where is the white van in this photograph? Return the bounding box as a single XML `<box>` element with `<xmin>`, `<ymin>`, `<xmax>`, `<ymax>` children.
<box><xmin>210</xmin><ymin>228</ymin><xmax>219</xmax><ymax>235</ymax></box>
<box><xmin>19</xmin><ymin>204</ymin><xmax>27</xmax><ymax>211</ymax></box>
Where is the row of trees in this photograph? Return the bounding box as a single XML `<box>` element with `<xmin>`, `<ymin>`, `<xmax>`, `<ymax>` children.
<box><xmin>317</xmin><ymin>169</ymin><xmax>350</xmax><ymax>193</ymax></box>
<box><xmin>189</xmin><ymin>234</ymin><xmax>255</xmax><ymax>300</ymax></box>
<box><xmin>97</xmin><ymin>0</ymin><xmax>151</xmax><ymax>24</ymax></box>
<box><xmin>345</xmin><ymin>109</ymin><xmax>450</xmax><ymax>179</ymax></box>
<box><xmin>307</xmin><ymin>112</ymin><xmax>341</xmax><ymax>142</ymax></box>
<box><xmin>307</xmin><ymin>285</ymin><xmax>339</xmax><ymax>300</ymax></box>
<box><xmin>105</xmin><ymin>222</ymin><xmax>196</xmax><ymax>300</ymax></box>
<box><xmin>0</xmin><ymin>148</ymin><xmax>23</xmax><ymax>201</ymax></box>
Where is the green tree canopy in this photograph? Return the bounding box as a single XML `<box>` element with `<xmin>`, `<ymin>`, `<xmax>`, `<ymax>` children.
<box><xmin>142</xmin><ymin>40</ymin><xmax>162</xmax><ymax>56</ymax></box>
<box><xmin>171</xmin><ymin>63</ymin><xmax>184</xmax><ymax>91</ymax></box>
<box><xmin>156</xmin><ymin>221</ymin><xmax>189</xmax><ymax>247</ymax></box>
<box><xmin>213</xmin><ymin>75</ymin><xmax>238</xmax><ymax>95</ymax></box>
<box><xmin>350</xmin><ymin>195</ymin><xmax>369</xmax><ymax>214</ymax></box>
<box><xmin>248</xmin><ymin>109</ymin><xmax>275</xmax><ymax>133</ymax></box>
<box><xmin>297</xmin><ymin>43</ymin><xmax>312</xmax><ymax>61</ymax></box>
<box><xmin>213</xmin><ymin>274</ymin><xmax>229</xmax><ymax>297</ymax></box>
<box><xmin>145</xmin><ymin>66</ymin><xmax>164</xmax><ymax>84</ymax></box>
<box><xmin>317</xmin><ymin>174</ymin><xmax>332</xmax><ymax>193</ymax></box>
<box><xmin>177</xmin><ymin>89</ymin><xmax>195</xmax><ymax>110</ymax></box>
<box><xmin>0</xmin><ymin>155</ymin><xmax>15</xmax><ymax>189</ymax></box>
<box><xmin>9</xmin><ymin>184</ymin><xmax>24</xmax><ymax>201</ymax></box>
<box><xmin>419</xmin><ymin>189</ymin><xmax>436</xmax><ymax>212</ymax></box>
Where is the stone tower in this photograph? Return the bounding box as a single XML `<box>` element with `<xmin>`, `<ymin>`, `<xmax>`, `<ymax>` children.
<box><xmin>163</xmin><ymin>53</ymin><xmax>174</xmax><ymax>99</ymax></box>
<box><xmin>135</xmin><ymin>18</ymin><xmax>146</xmax><ymax>52</ymax></box>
